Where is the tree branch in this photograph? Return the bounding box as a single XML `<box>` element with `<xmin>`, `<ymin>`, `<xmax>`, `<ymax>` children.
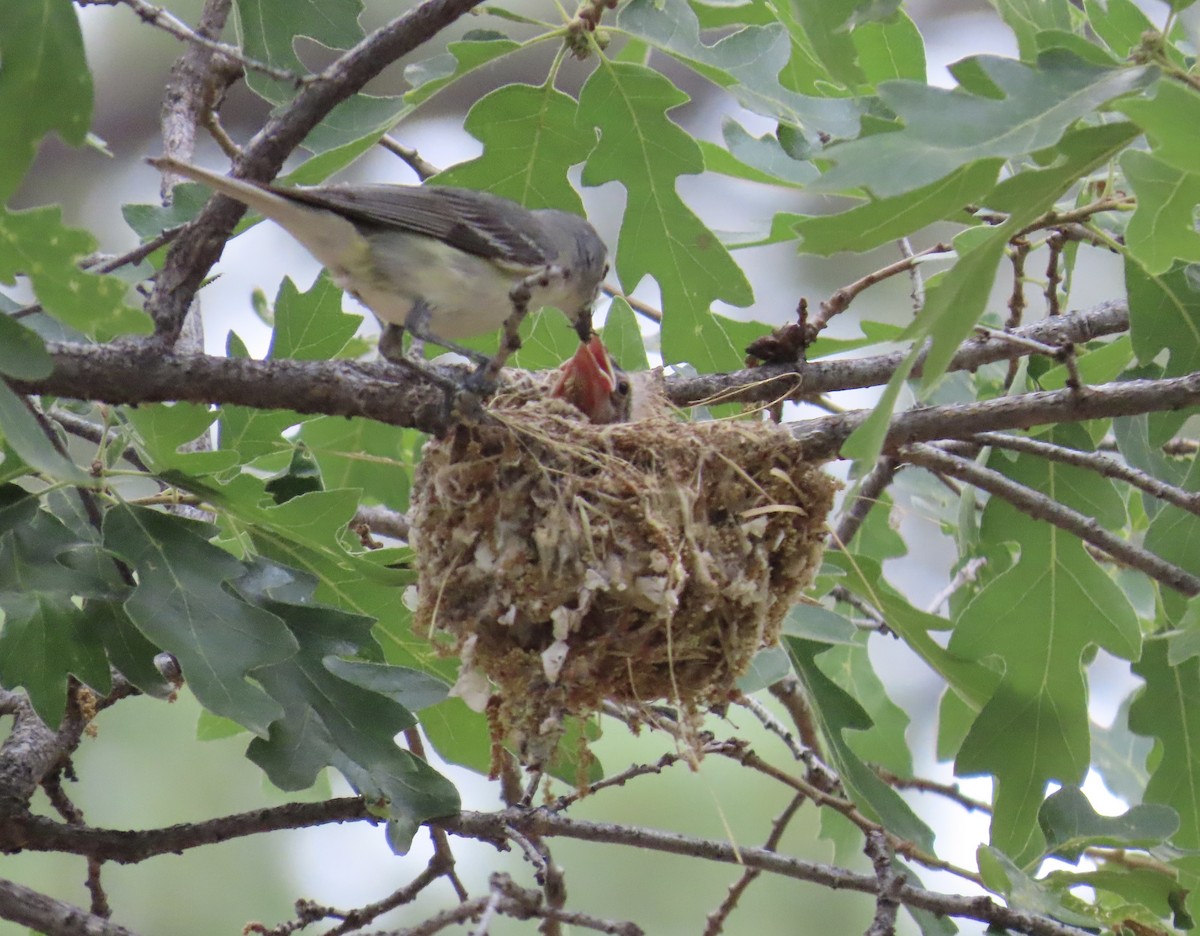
<box><xmin>10</xmin><ymin>302</ymin><xmax>1161</xmax><ymax>459</ymax></box>
<box><xmin>901</xmin><ymin>443</ymin><xmax>1200</xmax><ymax>596</ymax></box>
<box><xmin>971</xmin><ymin>430</ymin><xmax>1200</xmax><ymax>516</ymax></box>
<box><xmin>0</xmin><ymin>877</ymin><xmax>141</xmax><ymax>936</ymax></box>
<box><xmin>671</xmin><ymin>300</ymin><xmax>1128</xmax><ymax>407</ymax></box>
<box><xmin>792</xmin><ymin>371</ymin><xmax>1200</xmax><ymax>462</ymax></box>
<box><xmin>438</xmin><ymin>810</ymin><xmax>1094</xmax><ymax>936</ymax></box>
<box><xmin>0</xmin><ymin>798</ymin><xmax>372</xmax><ymax>863</ymax></box>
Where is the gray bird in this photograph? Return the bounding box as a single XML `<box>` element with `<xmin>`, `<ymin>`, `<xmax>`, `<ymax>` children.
<box><xmin>148</xmin><ymin>157</ymin><xmax>608</xmax><ymax>353</ymax></box>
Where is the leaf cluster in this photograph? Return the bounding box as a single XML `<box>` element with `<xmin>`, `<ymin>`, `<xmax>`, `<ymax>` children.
<box><xmin>6</xmin><ymin>0</ymin><xmax>1200</xmax><ymax>934</ymax></box>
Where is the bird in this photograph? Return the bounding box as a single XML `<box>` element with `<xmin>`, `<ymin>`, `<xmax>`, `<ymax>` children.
<box><xmin>147</xmin><ymin>156</ymin><xmax>609</xmax><ymax>357</ymax></box>
<box><xmin>551</xmin><ymin>334</ymin><xmax>632</xmax><ymax>424</ymax></box>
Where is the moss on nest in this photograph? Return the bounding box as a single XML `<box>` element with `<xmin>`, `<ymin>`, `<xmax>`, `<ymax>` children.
<box><xmin>409</xmin><ymin>376</ymin><xmax>838</xmax><ymax>767</ymax></box>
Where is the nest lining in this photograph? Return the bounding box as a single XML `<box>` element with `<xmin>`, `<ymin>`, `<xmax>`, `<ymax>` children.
<box><xmin>409</xmin><ymin>376</ymin><xmax>838</xmax><ymax>765</ymax></box>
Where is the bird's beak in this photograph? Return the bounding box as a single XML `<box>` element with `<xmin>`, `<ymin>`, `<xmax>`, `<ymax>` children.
<box><xmin>552</xmin><ymin>335</ymin><xmax>631</xmax><ymax>424</ymax></box>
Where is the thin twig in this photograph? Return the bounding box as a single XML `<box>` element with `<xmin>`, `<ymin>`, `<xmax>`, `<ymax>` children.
<box><xmin>440</xmin><ymin>810</ymin><xmax>1092</xmax><ymax>936</ymax></box>
<box><xmin>896</xmin><ymin>237</ymin><xmax>925</xmax><ymax>314</ymax></box>
<box><xmin>703</xmin><ymin>793</ymin><xmax>805</xmax><ymax>936</ymax></box>
<box><xmin>548</xmin><ymin>752</ymin><xmax>683</xmax><ymax>812</ymax></box>
<box><xmin>974</xmin><ymin>324</ymin><xmax>1061</xmax><ymax>358</ymax></box>
<box><xmin>808</xmin><ymin>244</ymin><xmax>952</xmax><ymax>339</ymax></box>
<box><xmin>902</xmin><ymin>443</ymin><xmax>1200</xmax><ymax>596</ymax></box>
<box><xmin>600</xmin><ymin>285</ymin><xmax>662</xmax><ymax>324</ymax></box>
<box><xmin>925</xmin><ymin>557</ymin><xmax>987</xmax><ymax>615</ymax></box>
<box><xmin>873</xmin><ymin>767</ymin><xmax>992</xmax><ymax>814</ymax></box>
<box><xmin>116</xmin><ymin>0</ymin><xmax>308</xmax><ymax>85</ymax></box>
<box><xmin>767</xmin><ymin>676</ymin><xmax>832</xmax><ymax>787</ymax></box>
<box><xmin>863</xmin><ymin>831</ymin><xmax>905</xmax><ymax>936</ymax></box>
<box><xmin>354</xmin><ymin>503</ymin><xmax>411</xmax><ymax>541</ymax></box>
<box><xmin>379</xmin><ymin>137</ymin><xmax>440</xmax><ymax>181</ymax></box>
<box><xmin>832</xmin><ymin>457</ymin><xmax>899</xmax><ymax>549</ymax></box>
<box><xmin>973</xmin><ymin>431</ymin><xmax>1200</xmax><ymax>517</ymax></box>
<box><xmin>405</xmin><ymin>729</ymin><xmax>469</xmax><ymax>901</ymax></box>
<box><xmin>1045</xmin><ymin>230</ymin><xmax>1065</xmax><ymax>317</ymax></box>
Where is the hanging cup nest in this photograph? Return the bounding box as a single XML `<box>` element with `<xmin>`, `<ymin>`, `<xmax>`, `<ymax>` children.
<box><xmin>409</xmin><ymin>374</ymin><xmax>838</xmax><ymax>767</ymax></box>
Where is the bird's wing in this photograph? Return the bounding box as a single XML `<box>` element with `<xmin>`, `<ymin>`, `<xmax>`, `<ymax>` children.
<box><xmin>276</xmin><ymin>184</ymin><xmax>554</xmax><ymax>268</ymax></box>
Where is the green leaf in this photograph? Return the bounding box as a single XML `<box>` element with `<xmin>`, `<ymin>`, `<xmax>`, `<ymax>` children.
<box><xmin>781</xmin><ymin>604</ymin><xmax>859</xmax><ymax>644</ymax></box>
<box><xmin>242</xmin><ymin>589</ymin><xmax>459</xmax><ymax>833</ymax></box>
<box><xmin>299</xmin><ymin>94</ymin><xmax>404</xmax><ymax>158</ymax></box>
<box><xmin>0</xmin><ymin>315</ymin><xmax>51</xmax><ymax>380</ymax></box>
<box><xmin>403</xmin><ymin>36</ymin><xmax>522</xmax><ymax>108</ymax></box>
<box><xmin>1116</xmin><ymin>81</ymin><xmax>1200</xmax><ymax>177</ymax></box>
<box><xmin>102</xmin><ymin>503</ymin><xmax>298</xmax><ymax>737</ymax></box>
<box><xmin>824</xmin><ymin>551</ymin><xmax>998</xmax><ymax>707</ymax></box>
<box><xmin>264</xmin><ymin>444</ymin><xmax>325</xmax><ymax>505</ymax></box>
<box><xmin>122</xmin><ymin>182</ymin><xmax>211</xmax><ymax>239</ymax></box>
<box><xmin>792</xmin><ymin>160</ymin><xmax>998</xmax><ymax>256</ymax></box>
<box><xmin>420</xmin><ymin>696</ymin><xmax>493</xmax><ymax>775</ymax></box>
<box><xmin>995</xmin><ymin>0</ymin><xmax>1075</xmax><ymax>61</ymax></box>
<box><xmin>787</xmin><ymin>638</ymin><xmax>934</xmax><ymax>850</ymax></box>
<box><xmin>950</xmin><ymin>433</ymin><xmax>1140</xmax><ymax>864</ymax></box>
<box><xmin>842</xmin><ymin>491</ymin><xmax>907</xmax><ymax>560</ymax></box>
<box><xmin>268</xmin><ymin>274</ymin><xmax>362</xmax><ymax>361</ymax></box>
<box><xmin>616</xmin><ymin>0</ymin><xmax>863</xmax><ymax>140</ymax></box>
<box><xmin>1091</xmin><ymin>693</ymin><xmax>1153</xmax><ymax>805</ymax></box>
<box><xmin>600</xmin><ymin>297</ymin><xmax>650</xmax><ymax>374</ymax></box>
<box><xmin>851</xmin><ymin>9</ymin><xmax>927</xmax><ymax>84</ymax></box>
<box><xmin>1121</xmin><ymin>151</ymin><xmax>1200</xmax><ymax>275</ymax></box>
<box><xmin>1125</xmin><ymin>259</ymin><xmax>1200</xmax><ymax>381</ymax></box>
<box><xmin>219</xmin><ymin>331</ymin><xmax>306</xmax><ymax>460</ymax></box>
<box><xmin>1038</xmin><ymin>785</ymin><xmax>1178</xmax><ymax>861</ymax></box>
<box><xmin>122</xmin><ymin>403</ymin><xmax>235</xmax><ymax>475</ymax></box>
<box><xmin>893</xmin><ymin>120</ymin><xmax>1140</xmax><ymax>415</ymax></box>
<box><xmin>1130</xmin><ymin>640</ymin><xmax>1200</xmax><ymax>848</ymax></box>
<box><xmin>783</xmin><ymin>0</ymin><xmax>866</xmax><ymax>88</ymax></box>
<box><xmin>813</xmin><ymin>51</ymin><xmax>1154</xmax><ymax>197</ymax></box>
<box><xmin>841</xmin><ymin>345</ymin><xmax>921</xmax><ymax>461</ymax></box>
<box><xmin>578</xmin><ymin>62</ymin><xmax>753</xmax><ymax>372</ymax></box>
<box><xmin>298</xmin><ymin>417</ymin><xmax>421</xmax><ymax>509</ymax></box>
<box><xmin>709</xmin><ymin>121</ymin><xmax>816</xmax><ymax>187</ymax></box>
<box><xmin>0</xmin><ymin>206</ymin><xmax>151</xmax><ymax>340</ymax></box>
<box><xmin>817</xmin><ymin>639</ymin><xmax>914</xmax><ymax>775</ymax></box>
<box><xmin>0</xmin><ymin>0</ymin><xmax>91</xmax><ymax>200</ymax></box>
<box><xmin>1144</xmin><ymin>455</ymin><xmax>1200</xmax><ymax>624</ymax></box>
<box><xmin>322</xmin><ymin>657</ymin><xmax>449</xmax><ymax>711</ymax></box>
<box><xmin>433</xmin><ymin>83</ymin><xmax>596</xmax><ymax>212</ymax></box>
<box><xmin>0</xmin><ymin>503</ymin><xmax>115</xmax><ymax>725</ymax></box>
<box><xmin>735</xmin><ymin>645</ymin><xmax>792</xmax><ymax>693</ymax></box>
<box><xmin>233</xmin><ymin>0</ymin><xmax>363</xmax><ymax>103</ymax></box>
<box><xmin>1038</xmin><ymin>334</ymin><xmax>1133</xmax><ymax>390</ymax></box>
<box><xmin>976</xmin><ymin>846</ymin><xmax>1098</xmax><ymax>927</ymax></box>
<box><xmin>0</xmin><ymin>382</ymin><xmax>91</xmax><ymax>484</ymax></box>
<box><xmin>509</xmin><ymin>308</ymin><xmax>584</xmax><ymax>372</ymax></box>
<box><xmin>1084</xmin><ymin>0</ymin><xmax>1155</xmax><ymax>59</ymax></box>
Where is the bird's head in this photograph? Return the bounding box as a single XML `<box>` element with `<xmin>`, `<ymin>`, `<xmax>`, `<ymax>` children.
<box><xmin>551</xmin><ymin>335</ymin><xmax>631</xmax><ymax>424</ymax></box>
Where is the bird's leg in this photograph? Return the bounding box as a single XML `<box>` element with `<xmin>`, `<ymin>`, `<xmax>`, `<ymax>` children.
<box><xmin>378</xmin><ymin>321</ymin><xmax>473</xmax><ymax>408</ymax></box>
<box><xmin>399</xmin><ymin>300</ymin><xmax>492</xmax><ymax>366</ymax></box>
<box><xmin>465</xmin><ymin>265</ymin><xmax>569</xmax><ymax>393</ymax></box>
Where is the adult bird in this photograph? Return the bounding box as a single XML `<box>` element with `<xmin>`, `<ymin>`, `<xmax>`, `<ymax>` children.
<box><xmin>148</xmin><ymin>157</ymin><xmax>609</xmax><ymax>358</ymax></box>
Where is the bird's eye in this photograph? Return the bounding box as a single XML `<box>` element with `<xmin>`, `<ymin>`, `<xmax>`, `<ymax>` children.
<box><xmin>602</xmin><ymin>262</ymin><xmax>610</xmax><ymax>279</ymax></box>
<box><xmin>616</xmin><ymin>379</ymin><xmax>630</xmax><ymax>396</ymax></box>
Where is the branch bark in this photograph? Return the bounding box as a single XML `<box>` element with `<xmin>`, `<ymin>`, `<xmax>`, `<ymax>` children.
<box><xmin>438</xmin><ymin>810</ymin><xmax>1093</xmax><ymax>936</ymax></box>
<box><xmin>901</xmin><ymin>443</ymin><xmax>1200</xmax><ymax>595</ymax></box>
<box><xmin>0</xmin><ymin>877</ymin><xmax>140</xmax><ymax>936</ymax></box>
<box><xmin>11</xmin><ymin>303</ymin><xmax>1169</xmax><ymax>459</ymax></box>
